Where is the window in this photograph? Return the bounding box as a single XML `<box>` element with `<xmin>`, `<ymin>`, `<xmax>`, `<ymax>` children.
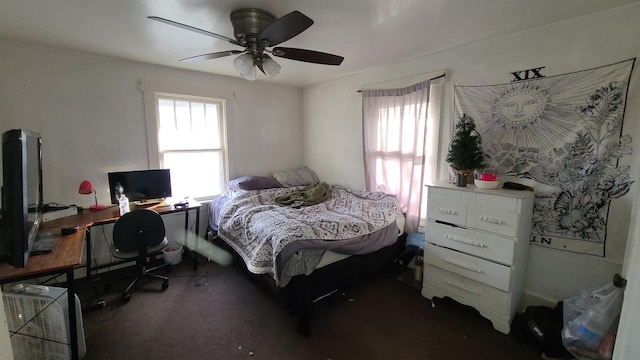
<box><xmin>152</xmin><ymin>93</ymin><xmax>227</xmax><ymax>201</ymax></box>
<box><xmin>361</xmin><ymin>74</ymin><xmax>446</xmax><ymax>232</ymax></box>
<box><xmin>362</xmin><ymin>81</ymin><xmax>431</xmax><ymax>233</ymax></box>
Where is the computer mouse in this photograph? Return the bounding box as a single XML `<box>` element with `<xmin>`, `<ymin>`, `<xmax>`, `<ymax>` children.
<box><xmin>61</xmin><ymin>226</ymin><xmax>79</xmax><ymax>235</ymax></box>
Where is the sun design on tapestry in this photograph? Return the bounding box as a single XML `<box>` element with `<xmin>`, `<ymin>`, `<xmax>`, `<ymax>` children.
<box><xmin>493</xmin><ymin>85</ymin><xmax>549</xmax><ymax>138</ymax></box>
<box><xmin>454</xmin><ymin>59</ymin><xmax>635</xmax><ymax>256</ymax></box>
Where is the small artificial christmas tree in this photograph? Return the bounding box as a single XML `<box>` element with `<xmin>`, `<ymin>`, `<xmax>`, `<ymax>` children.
<box><xmin>446</xmin><ymin>114</ymin><xmax>485</xmax><ymax>179</ymax></box>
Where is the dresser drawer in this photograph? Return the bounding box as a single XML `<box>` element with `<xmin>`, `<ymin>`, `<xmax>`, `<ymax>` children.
<box><xmin>475</xmin><ymin>193</ymin><xmax>519</xmax><ymax>212</ymax></box>
<box><xmin>423</xmin><ymin>183</ymin><xmax>533</xmax><ymax>334</ymax></box>
<box><xmin>424</xmin><ymin>244</ymin><xmax>512</xmax><ymax>292</ymax></box>
<box><xmin>467</xmin><ymin>204</ymin><xmax>519</xmax><ymax>237</ymax></box>
<box><xmin>427</xmin><ymin>222</ymin><xmax>515</xmax><ymax>266</ymax></box>
<box><xmin>424</xmin><ymin>264</ymin><xmax>510</xmax><ymax>316</ymax></box>
<box><xmin>427</xmin><ymin>187</ymin><xmax>468</xmax><ymax>226</ymax></box>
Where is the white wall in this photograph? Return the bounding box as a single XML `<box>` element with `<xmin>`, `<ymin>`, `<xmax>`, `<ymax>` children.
<box><xmin>0</xmin><ymin>40</ymin><xmax>304</xmax><ymax>267</ymax></box>
<box><xmin>1</xmin><ymin>3</ymin><xmax>639</xmax><ymax>357</ymax></box>
<box><xmin>303</xmin><ymin>4</ymin><xmax>640</xmax><ymax>305</ymax></box>
<box><xmin>0</xmin><ymin>40</ymin><xmax>303</xmax><ymax>207</ymax></box>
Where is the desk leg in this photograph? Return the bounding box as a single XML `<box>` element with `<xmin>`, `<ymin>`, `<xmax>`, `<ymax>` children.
<box><xmin>194</xmin><ymin>208</ymin><xmax>200</xmax><ymax>270</ymax></box>
<box><xmin>185</xmin><ymin>208</ymin><xmax>199</xmax><ymax>270</ymax></box>
<box><xmin>66</xmin><ymin>268</ymin><xmax>79</xmax><ymax>360</ymax></box>
<box><xmin>195</xmin><ymin>207</ymin><xmax>200</xmax><ymax>236</ymax></box>
<box><xmin>184</xmin><ymin>208</ymin><xmax>201</xmax><ymax>270</ymax></box>
<box><xmin>85</xmin><ymin>228</ymin><xmax>92</xmax><ymax>279</ymax></box>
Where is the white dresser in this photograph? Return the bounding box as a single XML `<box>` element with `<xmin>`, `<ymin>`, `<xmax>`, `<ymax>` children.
<box><xmin>421</xmin><ymin>182</ymin><xmax>534</xmax><ymax>334</ymax></box>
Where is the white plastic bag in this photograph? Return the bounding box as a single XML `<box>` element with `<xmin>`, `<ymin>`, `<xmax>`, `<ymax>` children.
<box><xmin>562</xmin><ymin>283</ymin><xmax>624</xmax><ymax>359</ymax></box>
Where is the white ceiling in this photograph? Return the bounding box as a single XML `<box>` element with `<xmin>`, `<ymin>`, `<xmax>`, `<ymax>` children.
<box><xmin>1</xmin><ymin>0</ymin><xmax>638</xmax><ymax>87</ymax></box>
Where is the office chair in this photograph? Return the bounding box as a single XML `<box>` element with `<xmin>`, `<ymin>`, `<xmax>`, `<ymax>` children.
<box><xmin>109</xmin><ymin>209</ymin><xmax>170</xmax><ymax>302</ymax></box>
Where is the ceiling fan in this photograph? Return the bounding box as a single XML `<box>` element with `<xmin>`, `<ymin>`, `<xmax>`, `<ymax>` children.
<box><xmin>149</xmin><ymin>8</ymin><xmax>344</xmax><ymax>81</ymax></box>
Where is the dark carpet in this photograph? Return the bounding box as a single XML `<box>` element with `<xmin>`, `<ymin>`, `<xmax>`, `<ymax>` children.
<box><xmin>75</xmin><ymin>258</ymin><xmax>541</xmax><ymax>360</ymax></box>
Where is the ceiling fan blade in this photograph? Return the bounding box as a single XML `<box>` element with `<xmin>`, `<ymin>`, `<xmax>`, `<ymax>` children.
<box><xmin>148</xmin><ymin>16</ymin><xmax>243</xmax><ymax>47</ymax></box>
<box><xmin>258</xmin><ymin>11</ymin><xmax>313</xmax><ymax>46</ymax></box>
<box><xmin>180</xmin><ymin>50</ymin><xmax>243</xmax><ymax>62</ymax></box>
<box><xmin>272</xmin><ymin>47</ymin><xmax>344</xmax><ymax>66</ymax></box>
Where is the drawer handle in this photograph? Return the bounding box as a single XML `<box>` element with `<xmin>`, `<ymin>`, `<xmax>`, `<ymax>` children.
<box><xmin>443</xmin><ymin>278</ymin><xmax>482</xmax><ymax>295</ymax></box>
<box><xmin>480</xmin><ymin>216</ymin><xmax>504</xmax><ymax>225</ymax></box>
<box><xmin>445</xmin><ymin>257</ymin><xmax>484</xmax><ymax>273</ymax></box>
<box><xmin>445</xmin><ymin>234</ymin><xmax>487</xmax><ymax>248</ymax></box>
<box><xmin>437</xmin><ymin>207</ymin><xmax>457</xmax><ymax>215</ymax></box>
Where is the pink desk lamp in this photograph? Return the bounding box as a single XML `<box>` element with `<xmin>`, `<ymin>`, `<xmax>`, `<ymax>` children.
<box><xmin>78</xmin><ymin>180</ymin><xmax>106</xmax><ymax>211</ymax></box>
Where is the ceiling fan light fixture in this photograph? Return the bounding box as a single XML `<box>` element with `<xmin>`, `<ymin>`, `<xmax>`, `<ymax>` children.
<box><xmin>262</xmin><ymin>55</ymin><xmax>281</xmax><ymax>78</ymax></box>
<box><xmin>149</xmin><ymin>10</ymin><xmax>344</xmax><ymax>82</ymax></box>
<box><xmin>233</xmin><ymin>53</ymin><xmax>254</xmax><ymax>75</ymax></box>
<box><xmin>240</xmin><ymin>65</ymin><xmax>257</xmax><ymax>81</ymax></box>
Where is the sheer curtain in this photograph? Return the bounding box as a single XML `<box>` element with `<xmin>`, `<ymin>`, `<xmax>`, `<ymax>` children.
<box><xmin>362</xmin><ymin>80</ymin><xmax>430</xmax><ymax>233</ymax></box>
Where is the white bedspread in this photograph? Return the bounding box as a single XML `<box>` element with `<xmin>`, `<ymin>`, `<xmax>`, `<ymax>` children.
<box><xmin>217</xmin><ymin>184</ymin><xmax>402</xmax><ymax>286</ymax></box>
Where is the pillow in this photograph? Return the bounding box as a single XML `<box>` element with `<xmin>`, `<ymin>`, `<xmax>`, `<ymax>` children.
<box><xmin>273</xmin><ymin>167</ymin><xmax>320</xmax><ymax>187</ymax></box>
<box><xmin>227</xmin><ymin>175</ymin><xmax>282</xmax><ymax>190</ymax></box>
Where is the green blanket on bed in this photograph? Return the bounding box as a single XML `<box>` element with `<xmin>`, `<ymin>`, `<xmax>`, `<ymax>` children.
<box><xmin>275</xmin><ymin>182</ymin><xmax>330</xmax><ymax>208</ymax></box>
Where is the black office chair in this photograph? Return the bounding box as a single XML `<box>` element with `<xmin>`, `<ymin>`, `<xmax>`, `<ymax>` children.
<box><xmin>109</xmin><ymin>209</ymin><xmax>170</xmax><ymax>302</ymax></box>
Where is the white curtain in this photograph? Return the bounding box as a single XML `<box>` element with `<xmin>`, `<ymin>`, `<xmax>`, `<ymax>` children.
<box><xmin>362</xmin><ymin>80</ymin><xmax>431</xmax><ymax>233</ymax></box>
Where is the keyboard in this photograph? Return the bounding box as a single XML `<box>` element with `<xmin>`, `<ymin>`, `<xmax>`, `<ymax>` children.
<box><xmin>134</xmin><ymin>199</ymin><xmax>163</xmax><ymax>207</ymax></box>
<box><xmin>31</xmin><ymin>233</ymin><xmax>55</xmax><ymax>254</ymax></box>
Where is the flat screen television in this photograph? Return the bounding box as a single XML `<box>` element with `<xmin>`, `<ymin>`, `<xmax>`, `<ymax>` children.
<box><xmin>107</xmin><ymin>169</ymin><xmax>172</xmax><ymax>205</ymax></box>
<box><xmin>1</xmin><ymin>129</ymin><xmax>44</xmax><ymax>268</ymax></box>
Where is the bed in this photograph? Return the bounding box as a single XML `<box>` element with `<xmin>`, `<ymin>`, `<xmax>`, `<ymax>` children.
<box><xmin>207</xmin><ymin>169</ymin><xmax>406</xmax><ymax>335</ymax></box>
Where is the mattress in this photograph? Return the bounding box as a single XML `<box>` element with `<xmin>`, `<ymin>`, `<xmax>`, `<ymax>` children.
<box><xmin>209</xmin><ymin>185</ymin><xmax>403</xmax><ymax>286</ymax></box>
<box><xmin>209</xmin><ymin>193</ymin><xmax>389</xmax><ymax>269</ymax></box>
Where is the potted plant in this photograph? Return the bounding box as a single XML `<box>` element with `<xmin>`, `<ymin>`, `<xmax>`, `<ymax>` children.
<box><xmin>446</xmin><ymin>113</ymin><xmax>486</xmax><ymax>186</ymax></box>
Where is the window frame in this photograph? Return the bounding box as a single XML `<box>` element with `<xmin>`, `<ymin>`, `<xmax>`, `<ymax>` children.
<box><xmin>143</xmin><ymin>91</ymin><xmax>229</xmax><ymax>202</ymax></box>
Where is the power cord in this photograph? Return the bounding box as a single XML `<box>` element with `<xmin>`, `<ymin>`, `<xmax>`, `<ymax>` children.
<box><xmin>171</xmin><ymin>271</ymin><xmax>209</xmax><ymax>287</ymax></box>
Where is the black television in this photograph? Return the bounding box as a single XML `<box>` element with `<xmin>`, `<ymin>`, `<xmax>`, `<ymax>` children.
<box><xmin>1</xmin><ymin>129</ymin><xmax>44</xmax><ymax>268</ymax></box>
<box><xmin>107</xmin><ymin>169</ymin><xmax>172</xmax><ymax>205</ymax></box>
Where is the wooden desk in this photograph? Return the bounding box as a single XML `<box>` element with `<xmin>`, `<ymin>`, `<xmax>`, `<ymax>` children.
<box><xmin>44</xmin><ymin>199</ymin><xmax>202</xmax><ymax>278</ymax></box>
<box><xmin>0</xmin><ymin>226</ymin><xmax>86</xmax><ymax>360</ymax></box>
<box><xmin>0</xmin><ymin>200</ymin><xmax>201</xmax><ymax>360</ymax></box>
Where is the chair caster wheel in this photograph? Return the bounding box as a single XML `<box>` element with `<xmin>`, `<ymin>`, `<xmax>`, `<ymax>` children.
<box><xmin>122</xmin><ymin>293</ymin><xmax>131</xmax><ymax>303</ymax></box>
<box><xmin>162</xmin><ymin>281</ymin><xmax>169</xmax><ymax>290</ymax></box>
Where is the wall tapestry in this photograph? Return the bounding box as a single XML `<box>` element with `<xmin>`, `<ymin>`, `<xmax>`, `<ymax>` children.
<box><xmin>454</xmin><ymin>59</ymin><xmax>635</xmax><ymax>256</ymax></box>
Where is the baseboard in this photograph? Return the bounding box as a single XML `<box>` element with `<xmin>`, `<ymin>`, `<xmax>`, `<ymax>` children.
<box><xmin>520</xmin><ymin>290</ymin><xmax>557</xmax><ymax>310</ymax></box>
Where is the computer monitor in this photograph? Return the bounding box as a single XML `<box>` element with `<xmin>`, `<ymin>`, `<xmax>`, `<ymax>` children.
<box><xmin>107</xmin><ymin>169</ymin><xmax>172</xmax><ymax>205</ymax></box>
<box><xmin>1</xmin><ymin>129</ymin><xmax>44</xmax><ymax>268</ymax></box>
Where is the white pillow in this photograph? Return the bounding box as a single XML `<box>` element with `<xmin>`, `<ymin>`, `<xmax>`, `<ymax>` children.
<box><xmin>273</xmin><ymin>167</ymin><xmax>320</xmax><ymax>187</ymax></box>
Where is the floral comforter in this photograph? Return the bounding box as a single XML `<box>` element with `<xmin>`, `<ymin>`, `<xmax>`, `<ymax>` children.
<box><xmin>217</xmin><ymin>184</ymin><xmax>402</xmax><ymax>286</ymax></box>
